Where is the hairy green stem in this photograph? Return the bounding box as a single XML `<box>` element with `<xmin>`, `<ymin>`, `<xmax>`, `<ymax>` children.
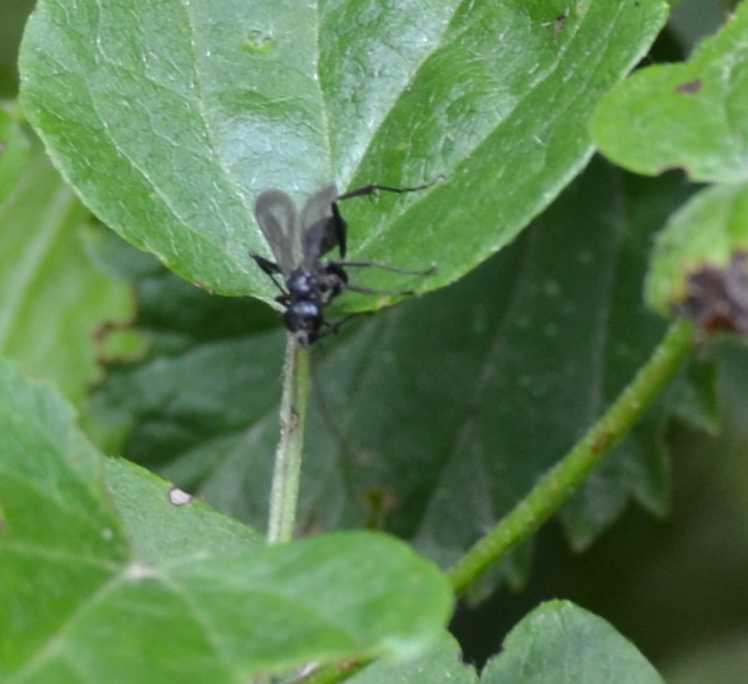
<box><xmin>267</xmin><ymin>333</ymin><xmax>311</xmax><ymax>544</ymax></box>
<box><xmin>447</xmin><ymin>320</ymin><xmax>695</xmax><ymax>594</ymax></box>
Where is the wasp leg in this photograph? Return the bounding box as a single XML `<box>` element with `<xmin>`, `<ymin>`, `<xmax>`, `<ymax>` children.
<box><xmin>330</xmin><ymin>202</ymin><xmax>348</xmax><ymax>259</ymax></box>
<box><xmin>346</xmin><ymin>284</ymin><xmax>415</xmax><ymax>297</ymax></box>
<box><xmin>331</xmin><ymin>178</ymin><xmax>443</xmax><ymax>259</ymax></box>
<box><xmin>337</xmin><ymin>260</ymin><xmax>436</xmax><ymax>276</ymax></box>
<box><xmin>250</xmin><ymin>252</ymin><xmax>287</xmax><ymax>295</ymax></box>
<box><xmin>337</xmin><ymin>179</ymin><xmax>439</xmax><ymax>201</ymax></box>
<box><xmin>318</xmin><ymin>313</ymin><xmax>363</xmax><ymax>338</ymax></box>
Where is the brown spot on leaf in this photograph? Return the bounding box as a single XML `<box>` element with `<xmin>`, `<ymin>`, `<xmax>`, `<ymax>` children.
<box><xmin>543</xmin><ymin>9</ymin><xmax>570</xmax><ymax>37</ymax></box>
<box><xmin>591</xmin><ymin>430</ymin><xmax>614</xmax><ymax>454</ymax></box>
<box><xmin>553</xmin><ymin>11</ymin><xmax>569</xmax><ymax>36</ymax></box>
<box><xmin>91</xmin><ymin>308</ymin><xmax>146</xmax><ymax>369</ymax></box>
<box><xmin>297</xmin><ymin>511</ymin><xmax>323</xmax><ymax>537</ymax></box>
<box><xmin>360</xmin><ymin>486</ymin><xmax>399</xmax><ymax>529</ymax></box>
<box><xmin>676</xmin><ymin>79</ymin><xmax>702</xmax><ymax>94</ymax></box>
<box><xmin>676</xmin><ymin>252</ymin><xmax>748</xmax><ymax>335</ymax></box>
<box><xmin>93</xmin><ymin>319</ymin><xmax>131</xmax><ymax>344</ymax></box>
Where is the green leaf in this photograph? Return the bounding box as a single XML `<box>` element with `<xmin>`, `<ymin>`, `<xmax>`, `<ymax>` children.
<box><xmin>0</xmin><ymin>133</ymin><xmax>133</xmax><ymax>404</ymax></box>
<box><xmin>481</xmin><ymin>600</ymin><xmax>665</xmax><ymax>684</ymax></box>
<box><xmin>348</xmin><ymin>632</ymin><xmax>477</xmax><ymax>684</ymax></box>
<box><xmin>349</xmin><ymin>605</ymin><xmax>666</xmax><ymax>683</ymax></box>
<box><xmin>20</xmin><ymin>0</ymin><xmax>667</xmax><ymax>299</ymax></box>
<box><xmin>0</xmin><ymin>106</ymin><xmax>30</xmax><ymax>204</ymax></box>
<box><xmin>104</xmin><ymin>457</ymin><xmax>263</xmax><ymax>565</ymax></box>
<box><xmin>0</xmin><ymin>358</ymin><xmax>453</xmax><ymax>682</ymax></box>
<box><xmin>89</xmin><ymin>158</ymin><xmax>690</xmax><ymax>574</ymax></box>
<box><xmin>645</xmin><ymin>182</ymin><xmax>748</xmax><ymax>316</ymax></box>
<box><xmin>592</xmin><ymin>2</ymin><xmax>748</xmax><ymax>183</ymax></box>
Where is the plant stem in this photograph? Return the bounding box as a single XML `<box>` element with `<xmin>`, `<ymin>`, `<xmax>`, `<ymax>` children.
<box><xmin>447</xmin><ymin>320</ymin><xmax>695</xmax><ymax>594</ymax></box>
<box><xmin>297</xmin><ymin>322</ymin><xmax>694</xmax><ymax>684</ymax></box>
<box><xmin>267</xmin><ymin>333</ymin><xmax>311</xmax><ymax>544</ymax></box>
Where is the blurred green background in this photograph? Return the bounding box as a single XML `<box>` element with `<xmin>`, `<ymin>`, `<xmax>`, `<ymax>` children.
<box><xmin>2</xmin><ymin>0</ymin><xmax>746</xmax><ymax>681</ymax></box>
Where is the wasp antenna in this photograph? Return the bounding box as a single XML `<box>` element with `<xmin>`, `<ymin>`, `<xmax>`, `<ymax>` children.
<box><xmin>338</xmin><ymin>260</ymin><xmax>437</xmax><ymax>277</ymax></box>
<box><xmin>347</xmin><ymin>284</ymin><xmax>415</xmax><ymax>297</ymax></box>
<box><xmin>337</xmin><ymin>177</ymin><xmax>441</xmax><ymax>202</ymax></box>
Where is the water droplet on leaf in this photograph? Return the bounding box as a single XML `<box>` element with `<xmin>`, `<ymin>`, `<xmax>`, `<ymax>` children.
<box><xmin>168</xmin><ymin>487</ymin><xmax>193</xmax><ymax>506</ymax></box>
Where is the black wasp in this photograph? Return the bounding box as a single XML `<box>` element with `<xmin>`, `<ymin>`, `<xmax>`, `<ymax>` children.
<box><xmin>251</xmin><ymin>182</ymin><xmax>435</xmax><ymax>346</ymax></box>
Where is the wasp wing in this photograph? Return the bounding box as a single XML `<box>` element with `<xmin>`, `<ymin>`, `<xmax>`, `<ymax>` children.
<box><xmin>254</xmin><ymin>190</ymin><xmax>301</xmax><ymax>276</ymax></box>
<box><xmin>301</xmin><ymin>184</ymin><xmax>340</xmax><ymax>269</ymax></box>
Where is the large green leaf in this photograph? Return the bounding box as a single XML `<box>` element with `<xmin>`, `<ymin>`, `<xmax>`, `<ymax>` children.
<box><xmin>481</xmin><ymin>601</ymin><xmax>664</xmax><ymax>684</ymax></box>
<box><xmin>592</xmin><ymin>1</ymin><xmax>748</xmax><ymax>183</ymax></box>
<box><xmin>345</xmin><ymin>601</ymin><xmax>664</xmax><ymax>683</ymax></box>
<box><xmin>0</xmin><ymin>129</ymin><xmax>132</xmax><ymax>404</ymax></box>
<box><xmin>0</xmin><ymin>359</ymin><xmax>453</xmax><ymax>682</ymax></box>
<box><xmin>89</xmin><ymin>159</ymin><xmax>693</xmax><ymax>578</ymax></box>
<box><xmin>20</xmin><ymin>0</ymin><xmax>667</xmax><ymax>299</ymax></box>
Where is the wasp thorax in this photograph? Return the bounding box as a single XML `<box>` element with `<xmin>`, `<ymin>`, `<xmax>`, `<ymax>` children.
<box><xmin>287</xmin><ymin>269</ymin><xmax>316</xmax><ymax>298</ymax></box>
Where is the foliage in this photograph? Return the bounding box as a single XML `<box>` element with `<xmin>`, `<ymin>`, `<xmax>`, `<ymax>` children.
<box><xmin>593</xmin><ymin>0</ymin><xmax>748</xmax><ymax>328</ymax></box>
<box><xmin>0</xmin><ymin>112</ymin><xmax>133</xmax><ymax>404</ymax></box>
<box><xmin>0</xmin><ymin>358</ymin><xmax>451</xmax><ymax>682</ymax></box>
<box><xmin>87</xmin><ymin>159</ymin><xmax>690</xmax><ymax>571</ymax></box>
<box><xmin>592</xmin><ymin>0</ymin><xmax>748</xmax><ymax>183</ymax></box>
<box><xmin>20</xmin><ymin>0</ymin><xmax>666</xmax><ymax>300</ymax></box>
<box><xmin>1</xmin><ymin>1</ymin><xmax>747</xmax><ymax>683</ymax></box>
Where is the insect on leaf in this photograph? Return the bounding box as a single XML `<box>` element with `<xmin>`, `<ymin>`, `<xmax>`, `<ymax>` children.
<box><xmin>20</xmin><ymin>0</ymin><xmax>668</xmax><ymax>301</ymax></box>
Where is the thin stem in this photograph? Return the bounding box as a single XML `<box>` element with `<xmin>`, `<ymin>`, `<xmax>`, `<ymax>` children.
<box><xmin>298</xmin><ymin>322</ymin><xmax>694</xmax><ymax>684</ymax></box>
<box><xmin>267</xmin><ymin>333</ymin><xmax>311</xmax><ymax>544</ymax></box>
<box><xmin>447</xmin><ymin>320</ymin><xmax>695</xmax><ymax>594</ymax></box>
